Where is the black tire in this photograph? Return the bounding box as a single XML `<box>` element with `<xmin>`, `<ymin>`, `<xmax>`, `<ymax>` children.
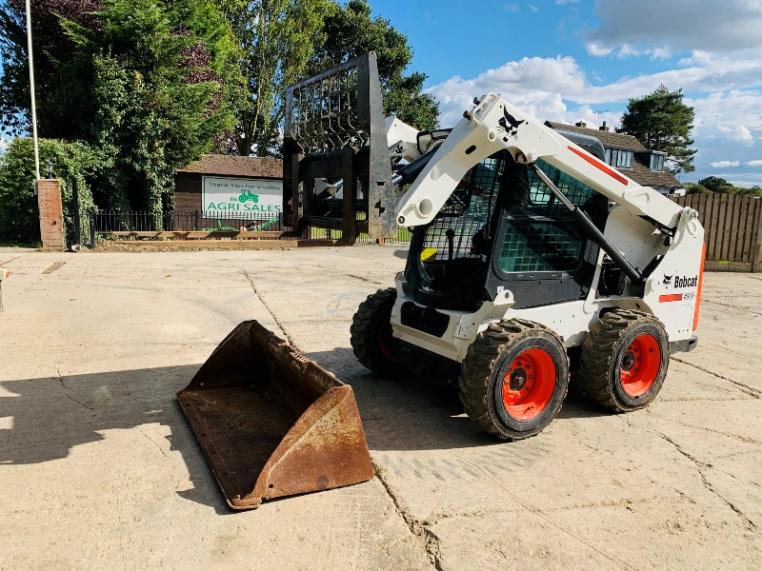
<box><xmin>458</xmin><ymin>319</ymin><xmax>570</xmax><ymax>440</ymax></box>
<box><xmin>350</xmin><ymin>288</ymin><xmax>400</xmax><ymax>374</ymax></box>
<box><xmin>578</xmin><ymin>309</ymin><xmax>669</xmax><ymax>412</ymax></box>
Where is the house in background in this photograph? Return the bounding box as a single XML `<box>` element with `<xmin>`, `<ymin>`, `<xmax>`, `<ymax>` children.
<box><xmin>546</xmin><ymin>121</ymin><xmax>683</xmax><ymax>196</ymax></box>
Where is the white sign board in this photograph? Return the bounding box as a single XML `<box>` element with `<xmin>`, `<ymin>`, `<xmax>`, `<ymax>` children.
<box><xmin>202</xmin><ymin>176</ymin><xmax>283</xmax><ymax>217</ymax></box>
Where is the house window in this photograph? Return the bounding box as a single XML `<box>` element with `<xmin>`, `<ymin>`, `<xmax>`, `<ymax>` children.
<box><xmin>605</xmin><ymin>148</ymin><xmax>633</xmax><ymax>169</ymax></box>
<box><xmin>650</xmin><ymin>153</ymin><xmax>665</xmax><ymax>171</ymax></box>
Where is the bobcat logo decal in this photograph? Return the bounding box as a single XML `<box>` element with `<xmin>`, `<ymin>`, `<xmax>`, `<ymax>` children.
<box><xmin>662</xmin><ymin>274</ymin><xmax>674</xmax><ymax>286</ymax></box>
<box><xmin>498</xmin><ymin>108</ymin><xmax>525</xmax><ymax>139</ymax></box>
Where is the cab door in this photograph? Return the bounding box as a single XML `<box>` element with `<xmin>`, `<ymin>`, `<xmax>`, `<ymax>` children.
<box><xmin>487</xmin><ymin>159</ymin><xmax>608</xmax><ymax>309</ymax></box>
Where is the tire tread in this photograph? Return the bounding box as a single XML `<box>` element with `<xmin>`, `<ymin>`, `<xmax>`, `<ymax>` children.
<box><xmin>578</xmin><ymin>309</ymin><xmax>666</xmax><ymax>412</ymax></box>
<box><xmin>350</xmin><ymin>288</ymin><xmax>397</xmax><ymax>373</ymax></box>
<box><xmin>458</xmin><ymin>319</ymin><xmax>568</xmax><ymax>440</ymax></box>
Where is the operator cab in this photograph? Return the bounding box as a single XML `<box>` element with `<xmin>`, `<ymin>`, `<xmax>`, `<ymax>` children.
<box><xmin>404</xmin><ymin>135</ymin><xmax>609</xmax><ymax>313</ymax></box>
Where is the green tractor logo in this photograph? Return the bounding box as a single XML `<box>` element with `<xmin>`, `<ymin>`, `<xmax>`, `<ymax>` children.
<box><xmin>239</xmin><ymin>191</ymin><xmax>260</xmax><ymax>203</ymax></box>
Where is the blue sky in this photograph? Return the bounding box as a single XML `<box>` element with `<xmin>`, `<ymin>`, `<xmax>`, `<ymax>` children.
<box><xmin>370</xmin><ymin>0</ymin><xmax>762</xmax><ymax>186</ymax></box>
<box><xmin>3</xmin><ymin>1</ymin><xmax>762</xmax><ymax>185</ymax></box>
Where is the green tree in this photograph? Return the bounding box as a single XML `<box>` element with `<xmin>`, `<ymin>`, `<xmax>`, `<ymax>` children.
<box><xmin>0</xmin><ymin>0</ymin><xmax>104</xmax><ymax>135</ymax></box>
<box><xmin>619</xmin><ymin>86</ymin><xmax>697</xmax><ymax>174</ymax></box>
<box><xmin>310</xmin><ymin>0</ymin><xmax>438</xmax><ymax>132</ymax></box>
<box><xmin>226</xmin><ymin>0</ymin><xmax>439</xmax><ymax>156</ymax></box>
<box><xmin>697</xmin><ymin>176</ymin><xmax>732</xmax><ymax>193</ymax></box>
<box><xmin>223</xmin><ymin>0</ymin><xmax>330</xmax><ymax>156</ymax></box>
<box><xmin>692</xmin><ymin>176</ymin><xmax>762</xmax><ymax>197</ymax></box>
<box><xmin>0</xmin><ymin>137</ymin><xmax>99</xmax><ymax>243</ymax></box>
<box><xmin>0</xmin><ymin>0</ymin><xmax>245</xmax><ymax>213</ymax></box>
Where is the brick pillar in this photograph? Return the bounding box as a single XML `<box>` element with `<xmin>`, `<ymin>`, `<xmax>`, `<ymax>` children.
<box><xmin>36</xmin><ymin>179</ymin><xmax>66</xmax><ymax>251</ymax></box>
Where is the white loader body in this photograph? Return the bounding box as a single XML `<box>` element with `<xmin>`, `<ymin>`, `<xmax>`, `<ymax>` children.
<box><xmin>389</xmin><ymin>93</ymin><xmax>705</xmax><ymax>363</ymax></box>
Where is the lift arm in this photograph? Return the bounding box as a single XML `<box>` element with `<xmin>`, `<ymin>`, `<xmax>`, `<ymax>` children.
<box><xmin>394</xmin><ymin>93</ymin><xmax>682</xmax><ymax>230</ymax></box>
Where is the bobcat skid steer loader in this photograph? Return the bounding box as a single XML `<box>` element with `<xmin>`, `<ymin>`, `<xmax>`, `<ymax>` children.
<box><xmin>178</xmin><ymin>64</ymin><xmax>704</xmax><ymax>510</ymax></box>
<box><xmin>351</xmin><ymin>92</ymin><xmax>705</xmax><ymax>441</ymax></box>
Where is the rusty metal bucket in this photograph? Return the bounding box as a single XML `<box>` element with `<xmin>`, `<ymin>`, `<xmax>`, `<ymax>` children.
<box><xmin>177</xmin><ymin>321</ymin><xmax>374</xmax><ymax>510</ymax></box>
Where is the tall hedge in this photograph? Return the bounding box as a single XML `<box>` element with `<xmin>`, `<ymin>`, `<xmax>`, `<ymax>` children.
<box><xmin>0</xmin><ymin>138</ymin><xmax>99</xmax><ymax>244</ymax></box>
<box><xmin>1</xmin><ymin>0</ymin><xmax>245</xmax><ymax>215</ymax></box>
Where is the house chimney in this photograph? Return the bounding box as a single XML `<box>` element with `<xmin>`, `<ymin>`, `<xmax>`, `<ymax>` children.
<box><xmin>575</xmin><ymin>121</ymin><xmax>587</xmax><ymax>128</ymax></box>
<box><xmin>599</xmin><ymin>121</ymin><xmax>609</xmax><ymax>132</ymax></box>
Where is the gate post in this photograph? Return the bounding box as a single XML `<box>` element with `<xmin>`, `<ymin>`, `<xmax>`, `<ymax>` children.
<box><xmin>89</xmin><ymin>213</ymin><xmax>96</xmax><ymax>249</ymax></box>
<box><xmin>36</xmin><ymin>179</ymin><xmax>66</xmax><ymax>251</ymax></box>
<box><xmin>752</xmin><ymin>206</ymin><xmax>762</xmax><ymax>272</ymax></box>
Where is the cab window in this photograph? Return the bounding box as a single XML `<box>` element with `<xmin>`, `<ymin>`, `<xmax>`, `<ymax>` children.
<box><xmin>497</xmin><ymin>160</ymin><xmax>596</xmax><ymax>273</ymax></box>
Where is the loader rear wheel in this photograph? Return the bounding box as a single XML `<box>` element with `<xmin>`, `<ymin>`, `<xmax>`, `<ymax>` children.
<box><xmin>578</xmin><ymin>309</ymin><xmax>669</xmax><ymax>412</ymax></box>
<box><xmin>458</xmin><ymin>320</ymin><xmax>569</xmax><ymax>440</ymax></box>
<box><xmin>350</xmin><ymin>288</ymin><xmax>400</xmax><ymax>374</ymax></box>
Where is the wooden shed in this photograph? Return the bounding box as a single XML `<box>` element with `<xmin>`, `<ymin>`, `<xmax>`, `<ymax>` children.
<box><xmin>174</xmin><ymin>154</ymin><xmax>283</xmax><ymax>215</ymax></box>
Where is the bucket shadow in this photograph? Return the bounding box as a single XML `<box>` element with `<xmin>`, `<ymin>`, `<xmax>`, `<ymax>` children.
<box><xmin>0</xmin><ymin>365</ymin><xmax>233</xmax><ymax>514</ymax></box>
<box><xmin>0</xmin><ymin>349</ymin><xmax>607</xmax><ymax>512</ymax></box>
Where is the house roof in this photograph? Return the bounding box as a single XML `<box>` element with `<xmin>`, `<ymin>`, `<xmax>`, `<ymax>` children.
<box><xmin>629</xmin><ymin>158</ymin><xmax>681</xmax><ymax>189</ymax></box>
<box><xmin>546</xmin><ymin>121</ymin><xmax>681</xmax><ymax>190</ymax></box>
<box><xmin>546</xmin><ymin>121</ymin><xmax>647</xmax><ymax>152</ymax></box>
<box><xmin>177</xmin><ymin>154</ymin><xmax>282</xmax><ymax>178</ymax></box>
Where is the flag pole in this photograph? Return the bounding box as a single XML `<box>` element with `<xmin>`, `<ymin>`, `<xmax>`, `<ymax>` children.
<box><xmin>25</xmin><ymin>0</ymin><xmax>41</xmax><ymax>181</ymax></box>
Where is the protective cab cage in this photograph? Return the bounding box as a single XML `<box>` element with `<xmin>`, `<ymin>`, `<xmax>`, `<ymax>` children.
<box><xmin>403</xmin><ymin>132</ymin><xmax>616</xmax><ymax>317</ymax></box>
<box><xmin>282</xmin><ymin>52</ymin><xmax>395</xmax><ymax>243</ymax></box>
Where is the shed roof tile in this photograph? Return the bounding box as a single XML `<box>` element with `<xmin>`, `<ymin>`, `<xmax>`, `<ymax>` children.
<box><xmin>177</xmin><ymin>154</ymin><xmax>282</xmax><ymax>178</ymax></box>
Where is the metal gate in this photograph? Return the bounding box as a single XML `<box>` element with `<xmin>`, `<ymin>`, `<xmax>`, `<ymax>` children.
<box><xmin>674</xmin><ymin>193</ymin><xmax>762</xmax><ymax>272</ymax></box>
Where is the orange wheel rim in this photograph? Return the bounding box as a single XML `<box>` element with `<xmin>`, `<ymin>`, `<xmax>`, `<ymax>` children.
<box><xmin>501</xmin><ymin>348</ymin><xmax>556</xmax><ymax>421</ymax></box>
<box><xmin>619</xmin><ymin>333</ymin><xmax>661</xmax><ymax>397</ymax></box>
<box><xmin>378</xmin><ymin>331</ymin><xmax>395</xmax><ymax>360</ymax></box>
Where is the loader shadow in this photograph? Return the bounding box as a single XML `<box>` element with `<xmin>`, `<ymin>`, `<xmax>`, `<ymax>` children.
<box><xmin>305</xmin><ymin>348</ymin><xmax>609</xmax><ymax>451</ymax></box>
<box><xmin>0</xmin><ymin>352</ymin><xmax>605</xmax><ymax>512</ymax></box>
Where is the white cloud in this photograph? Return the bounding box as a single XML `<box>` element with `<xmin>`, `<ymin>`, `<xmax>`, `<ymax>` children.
<box><xmin>719</xmin><ymin>125</ymin><xmax>754</xmax><ymax>145</ymax></box>
<box><xmin>556</xmin><ymin>0</ymin><xmax>579</xmax><ymax>4</ymax></box>
<box><xmin>616</xmin><ymin>44</ymin><xmax>639</xmax><ymax>58</ymax></box>
<box><xmin>427</xmin><ymin>54</ymin><xmax>762</xmax><ymax>189</ymax></box>
<box><xmin>428</xmin><ymin>56</ymin><xmax>593</xmax><ymax>125</ymax></box>
<box><xmin>747</xmin><ymin>160</ymin><xmax>762</xmax><ymax>167</ymax></box>
<box><xmin>649</xmin><ymin>46</ymin><xmax>672</xmax><ymax>60</ymax></box>
<box><xmin>527</xmin><ymin>3</ymin><xmax>539</xmax><ymax>13</ymax></box>
<box><xmin>587</xmin><ymin>0</ymin><xmax>762</xmax><ymax>54</ymax></box>
<box><xmin>709</xmin><ymin>160</ymin><xmax>741</xmax><ymax>168</ymax></box>
<box><xmin>610</xmin><ymin>44</ymin><xmax>672</xmax><ymax>60</ymax></box>
<box><xmin>585</xmin><ymin>41</ymin><xmax>612</xmax><ymax>57</ymax></box>
<box><xmin>689</xmin><ymin>92</ymin><xmax>762</xmax><ymax>151</ymax></box>
<box><xmin>503</xmin><ymin>3</ymin><xmax>520</xmax><ymax>13</ymax></box>
<box><xmin>582</xmin><ymin>51</ymin><xmax>762</xmax><ymax>104</ymax></box>
<box><xmin>430</xmin><ymin>51</ymin><xmax>762</xmax><ymax>125</ymax></box>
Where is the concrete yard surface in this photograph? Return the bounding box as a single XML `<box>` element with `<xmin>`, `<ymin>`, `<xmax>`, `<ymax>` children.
<box><xmin>0</xmin><ymin>247</ymin><xmax>760</xmax><ymax>570</ymax></box>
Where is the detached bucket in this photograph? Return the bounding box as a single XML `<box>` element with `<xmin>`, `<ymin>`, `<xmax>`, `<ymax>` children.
<box><xmin>177</xmin><ymin>321</ymin><xmax>374</xmax><ymax>510</ymax></box>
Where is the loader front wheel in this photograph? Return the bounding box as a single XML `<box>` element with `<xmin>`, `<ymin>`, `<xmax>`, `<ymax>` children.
<box><xmin>458</xmin><ymin>320</ymin><xmax>569</xmax><ymax>440</ymax></box>
<box><xmin>351</xmin><ymin>288</ymin><xmax>400</xmax><ymax>374</ymax></box>
<box><xmin>578</xmin><ymin>309</ymin><xmax>669</xmax><ymax>412</ymax></box>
